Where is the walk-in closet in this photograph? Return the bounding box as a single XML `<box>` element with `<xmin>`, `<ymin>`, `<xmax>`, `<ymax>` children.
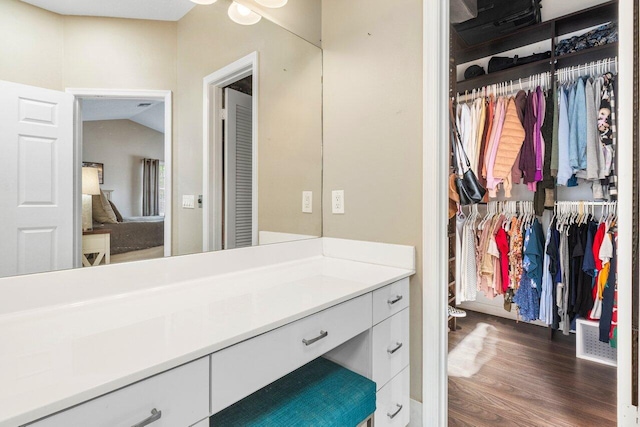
<box><xmin>447</xmin><ymin>1</ymin><xmax>624</xmax><ymax>425</ymax></box>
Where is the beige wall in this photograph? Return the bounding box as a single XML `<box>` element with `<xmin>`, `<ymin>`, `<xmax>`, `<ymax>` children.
<box><xmin>177</xmin><ymin>0</ymin><xmax>322</xmax><ymax>255</ymax></box>
<box><xmin>236</xmin><ymin>0</ymin><xmax>322</xmax><ymax>47</ymax></box>
<box><xmin>62</xmin><ymin>16</ymin><xmax>177</xmax><ymax>91</ymax></box>
<box><xmin>0</xmin><ymin>0</ymin><xmax>63</xmax><ymax>90</ymax></box>
<box><xmin>83</xmin><ymin>120</ymin><xmax>165</xmax><ymax>217</ymax></box>
<box><xmin>322</xmin><ymin>0</ymin><xmax>424</xmax><ymax>402</ymax></box>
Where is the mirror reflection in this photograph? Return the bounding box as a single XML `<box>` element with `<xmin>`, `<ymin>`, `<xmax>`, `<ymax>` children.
<box><xmin>0</xmin><ymin>0</ymin><xmax>322</xmax><ymax>278</ymax></box>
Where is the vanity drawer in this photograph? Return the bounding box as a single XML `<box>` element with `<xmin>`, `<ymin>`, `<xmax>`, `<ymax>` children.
<box><xmin>29</xmin><ymin>358</ymin><xmax>209</xmax><ymax>427</ymax></box>
<box><xmin>374</xmin><ymin>367</ymin><xmax>410</xmax><ymax>427</ymax></box>
<box><xmin>372</xmin><ymin>278</ymin><xmax>409</xmax><ymax>325</ymax></box>
<box><xmin>372</xmin><ymin>308</ymin><xmax>410</xmax><ymax>390</ymax></box>
<box><xmin>210</xmin><ymin>293</ymin><xmax>372</xmax><ymax>414</ymax></box>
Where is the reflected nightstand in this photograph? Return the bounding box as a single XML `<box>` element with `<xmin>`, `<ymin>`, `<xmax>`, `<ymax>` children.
<box><xmin>82</xmin><ymin>229</ymin><xmax>111</xmax><ymax>267</ymax></box>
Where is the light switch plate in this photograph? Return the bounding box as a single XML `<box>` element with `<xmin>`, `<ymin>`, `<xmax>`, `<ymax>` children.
<box><xmin>182</xmin><ymin>195</ymin><xmax>195</xmax><ymax>209</ymax></box>
<box><xmin>302</xmin><ymin>191</ymin><xmax>312</xmax><ymax>213</ymax></box>
<box><xmin>332</xmin><ymin>190</ymin><xmax>344</xmax><ymax>214</ymax></box>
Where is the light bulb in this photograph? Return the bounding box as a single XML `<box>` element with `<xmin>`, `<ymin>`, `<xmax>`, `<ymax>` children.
<box><xmin>228</xmin><ymin>2</ymin><xmax>262</xmax><ymax>25</ymax></box>
<box><xmin>255</xmin><ymin>0</ymin><xmax>288</xmax><ymax>7</ymax></box>
<box><xmin>237</xmin><ymin>4</ymin><xmax>251</xmax><ymax>16</ymax></box>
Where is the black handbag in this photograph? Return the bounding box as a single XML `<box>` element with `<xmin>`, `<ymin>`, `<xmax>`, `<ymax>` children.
<box><xmin>450</xmin><ymin>104</ymin><xmax>486</xmax><ymax>205</ymax></box>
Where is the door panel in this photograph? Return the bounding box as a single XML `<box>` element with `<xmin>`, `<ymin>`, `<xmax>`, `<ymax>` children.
<box><xmin>224</xmin><ymin>88</ymin><xmax>254</xmax><ymax>250</ymax></box>
<box><xmin>0</xmin><ymin>80</ymin><xmax>74</xmax><ymax>278</ymax></box>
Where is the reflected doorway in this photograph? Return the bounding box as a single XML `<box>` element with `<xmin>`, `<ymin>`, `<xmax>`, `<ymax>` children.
<box><xmin>202</xmin><ymin>52</ymin><xmax>259</xmax><ymax>252</ymax></box>
<box><xmin>221</xmin><ymin>77</ymin><xmax>254</xmax><ymax>250</ymax></box>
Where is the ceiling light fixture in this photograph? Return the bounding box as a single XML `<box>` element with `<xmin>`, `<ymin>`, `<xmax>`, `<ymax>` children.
<box><xmin>255</xmin><ymin>0</ymin><xmax>288</xmax><ymax>8</ymax></box>
<box><xmin>190</xmin><ymin>0</ymin><xmax>218</xmax><ymax>5</ymax></box>
<box><xmin>228</xmin><ymin>2</ymin><xmax>262</xmax><ymax>25</ymax></box>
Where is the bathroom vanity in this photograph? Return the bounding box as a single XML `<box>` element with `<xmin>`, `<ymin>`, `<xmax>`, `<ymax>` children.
<box><xmin>0</xmin><ymin>238</ymin><xmax>414</xmax><ymax>427</ymax></box>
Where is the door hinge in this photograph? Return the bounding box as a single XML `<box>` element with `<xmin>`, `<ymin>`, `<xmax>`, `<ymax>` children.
<box><xmin>220</xmin><ymin>108</ymin><xmax>228</xmax><ymax>120</ymax></box>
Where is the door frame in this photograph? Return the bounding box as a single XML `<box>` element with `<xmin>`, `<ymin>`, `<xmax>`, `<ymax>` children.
<box><xmin>66</xmin><ymin>88</ymin><xmax>173</xmax><ymax>261</ymax></box>
<box><xmin>202</xmin><ymin>52</ymin><xmax>259</xmax><ymax>252</ymax></box>
<box><xmin>423</xmin><ymin>1</ymin><xmax>637</xmax><ymax>426</ymax></box>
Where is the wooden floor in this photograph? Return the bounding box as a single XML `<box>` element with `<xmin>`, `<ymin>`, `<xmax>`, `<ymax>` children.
<box><xmin>110</xmin><ymin>246</ymin><xmax>164</xmax><ymax>264</ymax></box>
<box><xmin>448</xmin><ymin>310</ymin><xmax>617</xmax><ymax>427</ymax></box>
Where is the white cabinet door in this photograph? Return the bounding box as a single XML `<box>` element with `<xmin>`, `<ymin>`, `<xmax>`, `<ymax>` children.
<box><xmin>28</xmin><ymin>358</ymin><xmax>210</xmax><ymax>427</ymax></box>
<box><xmin>372</xmin><ymin>308</ymin><xmax>410</xmax><ymax>390</ymax></box>
<box><xmin>372</xmin><ymin>278</ymin><xmax>410</xmax><ymax>325</ymax></box>
<box><xmin>375</xmin><ymin>367</ymin><xmax>410</xmax><ymax>427</ymax></box>
<box><xmin>0</xmin><ymin>80</ymin><xmax>74</xmax><ymax>278</ymax></box>
<box><xmin>210</xmin><ymin>294</ymin><xmax>372</xmax><ymax>414</ymax></box>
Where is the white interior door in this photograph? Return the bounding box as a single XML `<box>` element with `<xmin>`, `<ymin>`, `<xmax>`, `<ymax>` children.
<box><xmin>224</xmin><ymin>88</ymin><xmax>254</xmax><ymax>250</ymax></box>
<box><xmin>0</xmin><ymin>80</ymin><xmax>74</xmax><ymax>278</ymax></box>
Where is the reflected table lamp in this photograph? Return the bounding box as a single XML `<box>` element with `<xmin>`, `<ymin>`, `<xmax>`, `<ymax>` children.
<box><xmin>82</xmin><ymin>167</ymin><xmax>101</xmax><ymax>231</ymax></box>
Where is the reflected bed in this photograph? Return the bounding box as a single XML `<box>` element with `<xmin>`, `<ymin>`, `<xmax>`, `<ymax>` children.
<box><xmin>92</xmin><ymin>216</ymin><xmax>164</xmax><ymax>255</ymax></box>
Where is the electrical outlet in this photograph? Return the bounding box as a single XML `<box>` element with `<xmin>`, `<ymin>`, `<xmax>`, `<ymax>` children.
<box><xmin>332</xmin><ymin>190</ymin><xmax>344</xmax><ymax>214</ymax></box>
<box><xmin>302</xmin><ymin>191</ymin><xmax>312</xmax><ymax>213</ymax></box>
<box><xmin>182</xmin><ymin>195</ymin><xmax>195</xmax><ymax>209</ymax></box>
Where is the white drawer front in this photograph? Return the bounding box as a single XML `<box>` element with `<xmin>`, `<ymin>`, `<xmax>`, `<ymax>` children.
<box><xmin>372</xmin><ymin>278</ymin><xmax>409</xmax><ymax>325</ymax></box>
<box><xmin>372</xmin><ymin>308</ymin><xmax>409</xmax><ymax>390</ymax></box>
<box><xmin>210</xmin><ymin>294</ymin><xmax>372</xmax><ymax>414</ymax></box>
<box><xmin>374</xmin><ymin>367</ymin><xmax>410</xmax><ymax>427</ymax></box>
<box><xmin>29</xmin><ymin>358</ymin><xmax>209</xmax><ymax>427</ymax></box>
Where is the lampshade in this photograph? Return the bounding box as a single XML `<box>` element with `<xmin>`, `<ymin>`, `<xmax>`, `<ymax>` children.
<box><xmin>190</xmin><ymin>0</ymin><xmax>218</xmax><ymax>4</ymax></box>
<box><xmin>255</xmin><ymin>0</ymin><xmax>288</xmax><ymax>8</ymax></box>
<box><xmin>228</xmin><ymin>2</ymin><xmax>262</xmax><ymax>25</ymax></box>
<box><xmin>82</xmin><ymin>167</ymin><xmax>101</xmax><ymax>195</ymax></box>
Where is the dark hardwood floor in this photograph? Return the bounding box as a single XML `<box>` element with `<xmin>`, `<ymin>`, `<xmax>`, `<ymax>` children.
<box><xmin>448</xmin><ymin>310</ymin><xmax>617</xmax><ymax>427</ymax></box>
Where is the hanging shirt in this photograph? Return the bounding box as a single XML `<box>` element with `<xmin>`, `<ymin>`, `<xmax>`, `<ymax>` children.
<box><xmin>569</xmin><ymin>78</ymin><xmax>588</xmax><ymax>172</ymax></box>
<box><xmin>495</xmin><ymin>228</ymin><xmax>510</xmax><ymax>294</ymax></box>
<box><xmin>533</xmin><ymin>87</ymin><xmax>546</xmax><ymax>184</ymax></box>
<box><xmin>550</xmin><ymin>85</ymin><xmax>560</xmax><ymax>176</ymax></box>
<box><xmin>485</xmin><ymin>98</ymin><xmax>506</xmax><ymax>197</ymax></box>
<box><xmin>557</xmin><ymin>87</ymin><xmax>572</xmax><ymax>186</ymax></box>
<box><xmin>539</xmin><ymin>227</ymin><xmax>554</xmax><ymax>325</ymax></box>
<box><xmin>520</xmin><ymin>92</ymin><xmax>538</xmax><ymax>187</ymax></box>
<box><xmin>511</xmin><ymin>90</ymin><xmax>528</xmax><ymax>184</ymax></box>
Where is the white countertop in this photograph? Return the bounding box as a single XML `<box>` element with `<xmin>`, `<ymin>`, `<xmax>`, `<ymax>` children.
<box><xmin>0</xmin><ymin>252</ymin><xmax>413</xmax><ymax>427</ymax></box>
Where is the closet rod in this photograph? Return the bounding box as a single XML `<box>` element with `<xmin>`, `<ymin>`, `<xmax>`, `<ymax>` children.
<box><xmin>555</xmin><ymin>56</ymin><xmax>618</xmax><ymax>82</ymax></box>
<box><xmin>456</xmin><ymin>72</ymin><xmax>551</xmax><ymax>103</ymax></box>
<box><xmin>554</xmin><ymin>201</ymin><xmax>617</xmax><ymax>207</ymax></box>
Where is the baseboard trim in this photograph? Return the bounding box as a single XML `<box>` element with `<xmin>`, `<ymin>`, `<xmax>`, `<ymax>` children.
<box><xmin>409</xmin><ymin>399</ymin><xmax>422</xmax><ymax>426</ymax></box>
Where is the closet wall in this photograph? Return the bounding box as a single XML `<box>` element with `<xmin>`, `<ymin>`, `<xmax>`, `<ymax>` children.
<box><xmin>454</xmin><ymin>0</ymin><xmax>619</xmax><ymax>323</ymax></box>
<box><xmin>322</xmin><ymin>0</ymin><xmax>424</xmax><ymax>402</ymax></box>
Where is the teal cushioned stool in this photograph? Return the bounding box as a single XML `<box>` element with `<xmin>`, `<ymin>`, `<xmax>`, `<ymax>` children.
<box><xmin>210</xmin><ymin>357</ymin><xmax>376</xmax><ymax>427</ymax></box>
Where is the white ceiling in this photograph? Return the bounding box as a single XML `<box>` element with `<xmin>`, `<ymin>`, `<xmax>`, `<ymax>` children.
<box><xmin>82</xmin><ymin>99</ymin><xmax>165</xmax><ymax>134</ymax></box>
<box><xmin>20</xmin><ymin>0</ymin><xmax>196</xmax><ymax>21</ymax></box>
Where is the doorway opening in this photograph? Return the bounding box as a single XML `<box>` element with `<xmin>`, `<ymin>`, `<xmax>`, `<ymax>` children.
<box><xmin>68</xmin><ymin>89</ymin><xmax>173</xmax><ymax>266</ymax></box>
<box><xmin>445</xmin><ymin>1</ymin><xmax>626</xmax><ymax>426</ymax></box>
<box><xmin>202</xmin><ymin>52</ymin><xmax>259</xmax><ymax>252</ymax></box>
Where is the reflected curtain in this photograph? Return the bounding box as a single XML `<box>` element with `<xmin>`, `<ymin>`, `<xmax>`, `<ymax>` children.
<box><xmin>142</xmin><ymin>158</ymin><xmax>160</xmax><ymax>216</ymax></box>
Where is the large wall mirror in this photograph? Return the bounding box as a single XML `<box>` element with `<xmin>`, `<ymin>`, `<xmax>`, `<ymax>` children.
<box><xmin>0</xmin><ymin>0</ymin><xmax>322</xmax><ymax>278</ymax></box>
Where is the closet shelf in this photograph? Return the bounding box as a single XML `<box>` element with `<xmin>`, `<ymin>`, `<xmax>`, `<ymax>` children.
<box><xmin>555</xmin><ymin>42</ymin><xmax>619</xmax><ymax>69</ymax></box>
<box><xmin>456</xmin><ymin>59</ymin><xmax>551</xmax><ymax>93</ymax></box>
<box><xmin>456</xmin><ymin>41</ymin><xmax>619</xmax><ymax>93</ymax></box>
<box><xmin>454</xmin><ymin>0</ymin><xmax>618</xmax><ymax>64</ymax></box>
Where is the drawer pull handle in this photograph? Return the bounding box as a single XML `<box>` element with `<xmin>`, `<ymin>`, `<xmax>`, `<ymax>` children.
<box><xmin>131</xmin><ymin>408</ymin><xmax>162</xmax><ymax>427</ymax></box>
<box><xmin>387</xmin><ymin>403</ymin><xmax>403</xmax><ymax>419</ymax></box>
<box><xmin>302</xmin><ymin>330</ymin><xmax>328</xmax><ymax>346</ymax></box>
<box><xmin>387</xmin><ymin>295</ymin><xmax>403</xmax><ymax>305</ymax></box>
<box><xmin>387</xmin><ymin>342</ymin><xmax>403</xmax><ymax>355</ymax></box>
